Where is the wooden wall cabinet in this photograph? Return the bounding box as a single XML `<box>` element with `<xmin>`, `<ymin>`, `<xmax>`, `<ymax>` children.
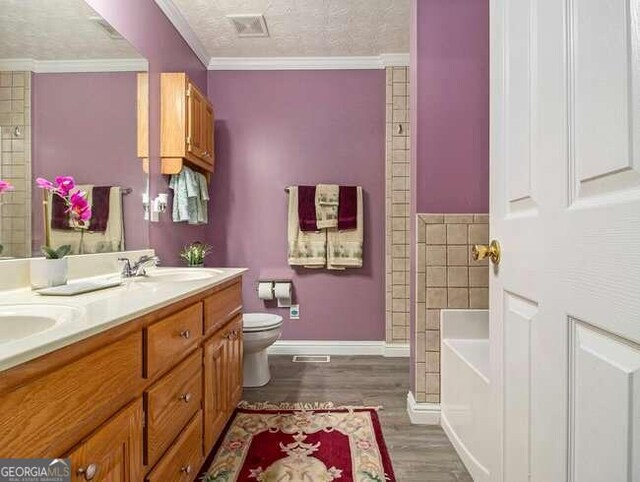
<box><xmin>0</xmin><ymin>277</ymin><xmax>243</xmax><ymax>482</ymax></box>
<box><xmin>161</xmin><ymin>72</ymin><xmax>215</xmax><ymax>176</ymax></box>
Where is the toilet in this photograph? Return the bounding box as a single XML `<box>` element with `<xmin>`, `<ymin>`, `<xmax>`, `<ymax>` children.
<box><xmin>242</xmin><ymin>313</ymin><xmax>284</xmax><ymax>387</ymax></box>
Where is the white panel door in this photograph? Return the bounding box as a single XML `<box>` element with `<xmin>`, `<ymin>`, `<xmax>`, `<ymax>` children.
<box><xmin>490</xmin><ymin>0</ymin><xmax>640</xmax><ymax>481</ymax></box>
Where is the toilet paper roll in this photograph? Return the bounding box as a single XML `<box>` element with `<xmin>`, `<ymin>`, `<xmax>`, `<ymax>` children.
<box><xmin>257</xmin><ymin>282</ymin><xmax>274</xmax><ymax>300</ymax></box>
<box><xmin>274</xmin><ymin>282</ymin><xmax>292</xmax><ymax>299</ymax></box>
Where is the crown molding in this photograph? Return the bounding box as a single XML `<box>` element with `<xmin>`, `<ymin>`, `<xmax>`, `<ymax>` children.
<box><xmin>208</xmin><ymin>53</ymin><xmax>409</xmax><ymax>71</ymax></box>
<box><xmin>153</xmin><ymin>0</ymin><xmax>210</xmax><ymax>67</ymax></box>
<box><xmin>0</xmin><ymin>58</ymin><xmax>148</xmax><ymax>73</ymax></box>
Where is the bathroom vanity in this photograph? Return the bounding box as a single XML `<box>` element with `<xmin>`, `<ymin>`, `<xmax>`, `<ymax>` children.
<box><xmin>0</xmin><ymin>267</ymin><xmax>244</xmax><ymax>482</ymax></box>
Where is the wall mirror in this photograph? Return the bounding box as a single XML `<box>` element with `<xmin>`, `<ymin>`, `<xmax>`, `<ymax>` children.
<box><xmin>0</xmin><ymin>0</ymin><xmax>149</xmax><ymax>259</ymax></box>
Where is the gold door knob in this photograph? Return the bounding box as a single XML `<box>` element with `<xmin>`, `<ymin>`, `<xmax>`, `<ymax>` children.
<box><xmin>472</xmin><ymin>240</ymin><xmax>501</xmax><ymax>265</ymax></box>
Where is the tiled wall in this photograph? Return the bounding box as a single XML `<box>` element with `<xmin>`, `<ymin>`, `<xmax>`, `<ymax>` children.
<box><xmin>0</xmin><ymin>72</ymin><xmax>31</xmax><ymax>258</ymax></box>
<box><xmin>414</xmin><ymin>213</ymin><xmax>489</xmax><ymax>403</ymax></box>
<box><xmin>385</xmin><ymin>66</ymin><xmax>411</xmax><ymax>345</ymax></box>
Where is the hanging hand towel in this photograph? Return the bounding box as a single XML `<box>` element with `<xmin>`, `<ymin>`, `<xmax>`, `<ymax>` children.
<box><xmin>169</xmin><ymin>167</ymin><xmax>203</xmax><ymax>224</ymax></box>
<box><xmin>298</xmin><ymin>185</ymin><xmax>318</xmax><ymax>232</ymax></box>
<box><xmin>327</xmin><ymin>186</ymin><xmax>364</xmax><ymax>270</ymax></box>
<box><xmin>315</xmin><ymin>183</ymin><xmax>339</xmax><ymax>229</ymax></box>
<box><xmin>288</xmin><ymin>186</ymin><xmax>327</xmax><ymax>268</ymax></box>
<box><xmin>196</xmin><ymin>171</ymin><xmax>209</xmax><ymax>224</ymax></box>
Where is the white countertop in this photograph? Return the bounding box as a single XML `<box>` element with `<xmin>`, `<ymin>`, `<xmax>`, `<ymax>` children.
<box><xmin>0</xmin><ymin>267</ymin><xmax>247</xmax><ymax>372</ymax></box>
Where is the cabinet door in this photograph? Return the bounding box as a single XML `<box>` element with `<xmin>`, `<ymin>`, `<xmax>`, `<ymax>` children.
<box><xmin>186</xmin><ymin>83</ymin><xmax>205</xmax><ymax>160</ymax></box>
<box><xmin>203</xmin><ymin>102</ymin><xmax>214</xmax><ymax>166</ymax></box>
<box><xmin>68</xmin><ymin>399</ymin><xmax>143</xmax><ymax>482</ymax></box>
<box><xmin>228</xmin><ymin>316</ymin><xmax>243</xmax><ymax>409</ymax></box>
<box><xmin>203</xmin><ymin>331</ymin><xmax>228</xmax><ymax>453</ymax></box>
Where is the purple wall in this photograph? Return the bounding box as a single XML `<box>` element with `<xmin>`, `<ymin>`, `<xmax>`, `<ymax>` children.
<box><xmin>85</xmin><ymin>0</ymin><xmax>207</xmax><ymax>265</ymax></box>
<box><xmin>207</xmin><ymin>70</ymin><xmax>386</xmax><ymax>341</ymax></box>
<box><xmin>415</xmin><ymin>0</ymin><xmax>489</xmax><ymax>213</ymax></box>
<box><xmin>31</xmin><ymin>72</ymin><xmax>146</xmax><ymax>252</ymax></box>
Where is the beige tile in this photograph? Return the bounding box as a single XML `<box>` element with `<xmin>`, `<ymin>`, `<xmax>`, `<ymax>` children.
<box><xmin>392</xmin><ymin>324</ymin><xmax>406</xmax><ymax>339</ymax></box>
<box><xmin>448</xmin><ymin>288</ymin><xmax>469</xmax><ymax>308</ymax></box>
<box><xmin>424</xmin><ymin>394</ymin><xmax>440</xmax><ymax>403</ymax></box>
<box><xmin>12</xmin><ymin>73</ymin><xmax>25</xmax><ymax>86</ymax></box>
<box><xmin>0</xmin><ymin>73</ymin><xmax>11</xmax><ymax>87</ymax></box>
<box><xmin>417</xmin><ymin>220</ymin><xmax>426</xmax><ymax>243</ymax></box>
<box><xmin>426</xmin><ymin>351</ymin><xmax>440</xmax><ymax>373</ymax></box>
<box><xmin>426</xmin><ymin>309</ymin><xmax>440</xmax><ymax>330</ymax></box>
<box><xmin>469</xmin><ymin>266</ymin><xmax>489</xmax><ymax>287</ymax></box>
<box><xmin>416</xmin><ymin>303</ymin><xmax>426</xmax><ymax>332</ymax></box>
<box><xmin>426</xmin><ymin>329</ymin><xmax>440</xmax><ymax>351</ymax></box>
<box><xmin>419</xmin><ymin>214</ymin><xmax>444</xmax><ymax>224</ymax></box>
<box><xmin>393</xmin><ymin>83</ymin><xmax>407</xmax><ymax>96</ymax></box>
<box><xmin>426</xmin><ymin>288</ymin><xmax>447</xmax><ymax>308</ymax></box>
<box><xmin>392</xmin><ymin>298</ymin><xmax>407</xmax><ymax>312</ymax></box>
<box><xmin>392</xmin><ymin>312</ymin><xmax>407</xmax><ymax>325</ymax></box>
<box><xmin>446</xmin><ymin>224</ymin><xmax>467</xmax><ymax>244</ymax></box>
<box><xmin>425</xmin><ymin>373</ymin><xmax>440</xmax><ymax>395</ymax></box>
<box><xmin>417</xmin><ymin>333</ymin><xmax>426</xmax><ymax>362</ymax></box>
<box><xmin>393</xmin><ymin>67</ymin><xmax>407</xmax><ymax>82</ymax></box>
<box><xmin>426</xmin><ymin>267</ymin><xmax>446</xmax><ymax>287</ymax></box>
<box><xmin>447</xmin><ymin>267</ymin><xmax>468</xmax><ymax>287</ymax></box>
<box><xmin>426</xmin><ymin>224</ymin><xmax>446</xmax><ymax>244</ymax></box>
<box><xmin>468</xmin><ymin>223</ymin><xmax>489</xmax><ymax>245</ymax></box>
<box><xmin>415</xmin><ymin>364</ymin><xmax>426</xmax><ymax>393</ymax></box>
<box><xmin>447</xmin><ymin>246</ymin><xmax>468</xmax><ymax>266</ymax></box>
<box><xmin>416</xmin><ymin>244</ymin><xmax>425</xmax><ymax>273</ymax></box>
<box><xmin>470</xmin><ymin>288</ymin><xmax>489</xmax><ymax>309</ymax></box>
<box><xmin>474</xmin><ymin>214</ymin><xmax>489</xmax><ymax>223</ymax></box>
<box><xmin>417</xmin><ymin>274</ymin><xmax>426</xmax><ymax>302</ymax></box>
<box><xmin>426</xmin><ymin>246</ymin><xmax>447</xmax><ymax>266</ymax></box>
<box><xmin>444</xmin><ymin>214</ymin><xmax>474</xmax><ymax>223</ymax></box>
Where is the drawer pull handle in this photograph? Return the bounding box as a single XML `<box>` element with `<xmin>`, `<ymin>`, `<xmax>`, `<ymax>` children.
<box><xmin>180</xmin><ymin>329</ymin><xmax>191</xmax><ymax>339</ymax></box>
<box><xmin>180</xmin><ymin>392</ymin><xmax>193</xmax><ymax>403</ymax></box>
<box><xmin>77</xmin><ymin>463</ymin><xmax>97</xmax><ymax>480</ymax></box>
<box><xmin>180</xmin><ymin>464</ymin><xmax>192</xmax><ymax>475</ymax></box>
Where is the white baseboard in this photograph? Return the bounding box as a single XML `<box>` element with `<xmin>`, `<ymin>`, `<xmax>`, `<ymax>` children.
<box><xmin>441</xmin><ymin>411</ymin><xmax>490</xmax><ymax>481</ymax></box>
<box><xmin>406</xmin><ymin>391</ymin><xmax>441</xmax><ymax>425</ymax></box>
<box><xmin>268</xmin><ymin>341</ymin><xmax>410</xmax><ymax>357</ymax></box>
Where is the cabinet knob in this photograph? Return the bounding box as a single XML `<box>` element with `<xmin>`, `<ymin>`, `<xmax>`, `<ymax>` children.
<box><xmin>77</xmin><ymin>463</ymin><xmax>97</xmax><ymax>481</ymax></box>
<box><xmin>180</xmin><ymin>464</ymin><xmax>192</xmax><ymax>475</ymax></box>
<box><xmin>180</xmin><ymin>392</ymin><xmax>192</xmax><ymax>403</ymax></box>
<box><xmin>179</xmin><ymin>329</ymin><xmax>191</xmax><ymax>339</ymax></box>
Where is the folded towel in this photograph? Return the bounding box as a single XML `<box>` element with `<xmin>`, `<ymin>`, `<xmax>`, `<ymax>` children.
<box><xmin>338</xmin><ymin>185</ymin><xmax>357</xmax><ymax>231</ymax></box>
<box><xmin>288</xmin><ymin>186</ymin><xmax>327</xmax><ymax>267</ymax></box>
<box><xmin>298</xmin><ymin>185</ymin><xmax>318</xmax><ymax>232</ymax></box>
<box><xmin>90</xmin><ymin>186</ymin><xmax>111</xmax><ymax>232</ymax></box>
<box><xmin>315</xmin><ymin>183</ymin><xmax>339</xmax><ymax>229</ymax></box>
<box><xmin>327</xmin><ymin>186</ymin><xmax>363</xmax><ymax>270</ymax></box>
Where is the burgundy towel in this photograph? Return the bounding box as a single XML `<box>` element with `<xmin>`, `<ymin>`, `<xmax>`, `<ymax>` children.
<box><xmin>338</xmin><ymin>185</ymin><xmax>358</xmax><ymax>230</ymax></box>
<box><xmin>90</xmin><ymin>186</ymin><xmax>111</xmax><ymax>232</ymax></box>
<box><xmin>51</xmin><ymin>193</ymin><xmax>71</xmax><ymax>230</ymax></box>
<box><xmin>298</xmin><ymin>185</ymin><xmax>318</xmax><ymax>232</ymax></box>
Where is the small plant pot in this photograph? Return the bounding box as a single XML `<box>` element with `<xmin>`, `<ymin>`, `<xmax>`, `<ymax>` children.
<box><xmin>188</xmin><ymin>263</ymin><xmax>205</xmax><ymax>268</ymax></box>
<box><xmin>30</xmin><ymin>257</ymin><xmax>68</xmax><ymax>289</ymax></box>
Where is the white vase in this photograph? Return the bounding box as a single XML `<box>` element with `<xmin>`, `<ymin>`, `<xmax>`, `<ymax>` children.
<box><xmin>30</xmin><ymin>258</ymin><xmax>68</xmax><ymax>289</ymax></box>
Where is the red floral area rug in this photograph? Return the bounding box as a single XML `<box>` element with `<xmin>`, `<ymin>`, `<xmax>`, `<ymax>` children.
<box><xmin>203</xmin><ymin>401</ymin><xmax>396</xmax><ymax>482</ymax></box>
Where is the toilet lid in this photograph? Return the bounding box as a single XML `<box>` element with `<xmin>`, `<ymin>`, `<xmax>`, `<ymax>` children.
<box><xmin>243</xmin><ymin>313</ymin><xmax>284</xmax><ymax>332</ymax></box>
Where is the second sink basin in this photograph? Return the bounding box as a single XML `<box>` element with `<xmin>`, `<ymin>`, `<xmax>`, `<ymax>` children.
<box><xmin>0</xmin><ymin>304</ymin><xmax>84</xmax><ymax>343</ymax></box>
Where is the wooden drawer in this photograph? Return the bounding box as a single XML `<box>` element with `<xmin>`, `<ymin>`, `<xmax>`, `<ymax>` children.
<box><xmin>204</xmin><ymin>280</ymin><xmax>242</xmax><ymax>335</ymax></box>
<box><xmin>0</xmin><ymin>332</ymin><xmax>143</xmax><ymax>457</ymax></box>
<box><xmin>68</xmin><ymin>399</ymin><xmax>143</xmax><ymax>482</ymax></box>
<box><xmin>145</xmin><ymin>349</ymin><xmax>202</xmax><ymax>466</ymax></box>
<box><xmin>146</xmin><ymin>411</ymin><xmax>203</xmax><ymax>482</ymax></box>
<box><xmin>146</xmin><ymin>302</ymin><xmax>203</xmax><ymax>379</ymax></box>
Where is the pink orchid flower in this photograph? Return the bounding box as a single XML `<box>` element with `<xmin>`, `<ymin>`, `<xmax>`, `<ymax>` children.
<box><xmin>54</xmin><ymin>176</ymin><xmax>75</xmax><ymax>196</ymax></box>
<box><xmin>36</xmin><ymin>176</ymin><xmax>92</xmax><ymax>226</ymax></box>
<box><xmin>36</xmin><ymin>177</ymin><xmax>56</xmax><ymax>190</ymax></box>
<box><xmin>0</xmin><ymin>180</ymin><xmax>14</xmax><ymax>194</ymax></box>
<box><xmin>69</xmin><ymin>190</ymin><xmax>92</xmax><ymax>223</ymax></box>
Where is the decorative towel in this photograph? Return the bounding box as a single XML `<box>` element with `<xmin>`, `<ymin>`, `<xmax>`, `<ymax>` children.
<box><xmin>298</xmin><ymin>185</ymin><xmax>318</xmax><ymax>232</ymax></box>
<box><xmin>338</xmin><ymin>185</ymin><xmax>357</xmax><ymax>230</ymax></box>
<box><xmin>327</xmin><ymin>186</ymin><xmax>364</xmax><ymax>270</ymax></box>
<box><xmin>287</xmin><ymin>186</ymin><xmax>327</xmax><ymax>268</ymax></box>
<box><xmin>315</xmin><ymin>184</ymin><xmax>339</xmax><ymax>229</ymax></box>
<box><xmin>48</xmin><ymin>186</ymin><xmax>124</xmax><ymax>254</ymax></box>
<box><xmin>170</xmin><ymin>167</ymin><xmax>208</xmax><ymax>224</ymax></box>
<box><xmin>90</xmin><ymin>186</ymin><xmax>111</xmax><ymax>232</ymax></box>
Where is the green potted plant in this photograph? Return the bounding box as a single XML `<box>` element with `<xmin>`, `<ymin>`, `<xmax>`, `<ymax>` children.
<box><xmin>180</xmin><ymin>241</ymin><xmax>212</xmax><ymax>267</ymax></box>
<box><xmin>31</xmin><ymin>176</ymin><xmax>91</xmax><ymax>288</ymax></box>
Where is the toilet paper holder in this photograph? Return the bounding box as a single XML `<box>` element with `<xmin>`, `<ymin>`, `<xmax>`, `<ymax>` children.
<box><xmin>256</xmin><ymin>279</ymin><xmax>293</xmax><ymax>308</ymax></box>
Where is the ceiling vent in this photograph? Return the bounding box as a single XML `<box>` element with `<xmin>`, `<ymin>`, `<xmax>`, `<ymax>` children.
<box><xmin>89</xmin><ymin>16</ymin><xmax>124</xmax><ymax>40</ymax></box>
<box><xmin>226</xmin><ymin>14</ymin><xmax>269</xmax><ymax>38</ymax></box>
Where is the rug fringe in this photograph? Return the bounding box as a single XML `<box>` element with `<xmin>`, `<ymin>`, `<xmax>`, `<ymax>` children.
<box><xmin>237</xmin><ymin>400</ymin><xmax>383</xmax><ymax>411</ymax></box>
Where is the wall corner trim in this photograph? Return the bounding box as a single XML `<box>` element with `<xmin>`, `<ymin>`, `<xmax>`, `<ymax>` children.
<box><xmin>153</xmin><ymin>0</ymin><xmax>210</xmax><ymax>67</ymax></box>
<box><xmin>406</xmin><ymin>391</ymin><xmax>441</xmax><ymax>425</ymax></box>
<box><xmin>0</xmin><ymin>58</ymin><xmax>148</xmax><ymax>73</ymax></box>
<box><xmin>208</xmin><ymin>54</ymin><xmax>409</xmax><ymax>71</ymax></box>
<box><xmin>268</xmin><ymin>340</ymin><xmax>410</xmax><ymax>357</ymax></box>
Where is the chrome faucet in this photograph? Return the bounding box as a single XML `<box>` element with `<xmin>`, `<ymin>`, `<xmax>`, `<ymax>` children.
<box><xmin>118</xmin><ymin>255</ymin><xmax>160</xmax><ymax>278</ymax></box>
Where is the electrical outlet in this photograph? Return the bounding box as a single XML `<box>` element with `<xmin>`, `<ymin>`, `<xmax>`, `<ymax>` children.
<box><xmin>289</xmin><ymin>304</ymin><xmax>300</xmax><ymax>320</ymax></box>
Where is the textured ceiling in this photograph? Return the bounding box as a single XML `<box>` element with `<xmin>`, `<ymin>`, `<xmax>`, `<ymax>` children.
<box><xmin>171</xmin><ymin>0</ymin><xmax>410</xmax><ymax>57</ymax></box>
<box><xmin>0</xmin><ymin>0</ymin><xmax>143</xmax><ymax>60</ymax></box>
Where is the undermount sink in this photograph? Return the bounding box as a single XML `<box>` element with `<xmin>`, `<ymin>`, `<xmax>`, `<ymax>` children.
<box><xmin>136</xmin><ymin>268</ymin><xmax>223</xmax><ymax>283</ymax></box>
<box><xmin>0</xmin><ymin>304</ymin><xmax>83</xmax><ymax>343</ymax></box>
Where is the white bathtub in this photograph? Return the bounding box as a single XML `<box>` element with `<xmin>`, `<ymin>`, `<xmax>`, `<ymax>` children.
<box><xmin>440</xmin><ymin>309</ymin><xmax>491</xmax><ymax>482</ymax></box>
